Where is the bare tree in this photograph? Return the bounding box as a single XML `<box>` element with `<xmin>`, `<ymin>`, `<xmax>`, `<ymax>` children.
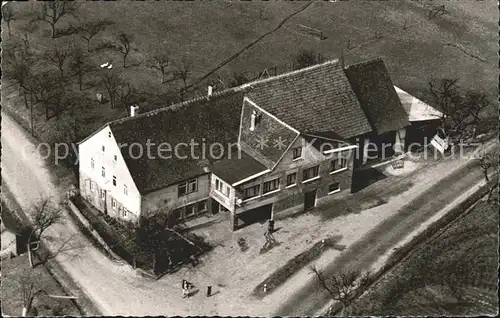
<box><xmin>174</xmin><ymin>58</ymin><xmax>191</xmax><ymax>90</ymax></box>
<box><xmin>428</xmin><ymin>79</ymin><xmax>492</xmax><ymax>142</ymax></box>
<box><xmin>294</xmin><ymin>49</ymin><xmax>321</xmax><ymax>69</ymax></box>
<box><xmin>116</xmin><ymin>32</ymin><xmax>134</xmax><ymax>68</ymax></box>
<box><xmin>5</xmin><ymin>54</ymin><xmax>32</xmax><ymax>100</ymax></box>
<box><xmin>44</xmin><ymin>41</ymin><xmax>74</xmax><ymax>81</ymax></box>
<box><xmin>477</xmin><ymin>147</ymin><xmax>499</xmax><ymax>201</ymax></box>
<box><xmin>38</xmin><ymin>1</ymin><xmax>78</xmax><ymax>38</ymax></box>
<box><xmin>79</xmin><ymin>20</ymin><xmax>113</xmax><ymax>52</ymax></box>
<box><xmin>229</xmin><ymin>72</ymin><xmax>249</xmax><ymax>87</ymax></box>
<box><xmin>116</xmin><ymin>82</ymin><xmax>140</xmax><ymax>110</ymax></box>
<box><xmin>101</xmin><ymin>71</ymin><xmax>123</xmax><ymax>109</ymax></box>
<box><xmin>310</xmin><ymin>266</ymin><xmax>371</xmax><ymax>316</ymax></box>
<box><xmin>26</xmin><ymin>198</ymin><xmax>64</xmax><ymax>268</ymax></box>
<box><xmin>147</xmin><ymin>52</ymin><xmax>170</xmax><ymax>84</ymax></box>
<box><xmin>135</xmin><ymin>205</ymin><xmax>205</xmax><ymax>273</ymax></box>
<box><xmin>68</xmin><ymin>48</ymin><xmax>94</xmax><ymax>90</ymax></box>
<box><xmin>2</xmin><ymin>2</ymin><xmax>15</xmax><ymax>36</ymax></box>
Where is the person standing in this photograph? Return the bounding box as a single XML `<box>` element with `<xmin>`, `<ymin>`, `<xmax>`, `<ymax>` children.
<box><xmin>182</xmin><ymin>279</ymin><xmax>189</xmax><ymax>298</ymax></box>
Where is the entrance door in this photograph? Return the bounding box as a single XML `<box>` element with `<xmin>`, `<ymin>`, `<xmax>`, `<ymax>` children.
<box><xmin>211</xmin><ymin>200</ymin><xmax>220</xmax><ymax>214</ymax></box>
<box><xmin>304</xmin><ymin>190</ymin><xmax>317</xmax><ymax>211</ymax></box>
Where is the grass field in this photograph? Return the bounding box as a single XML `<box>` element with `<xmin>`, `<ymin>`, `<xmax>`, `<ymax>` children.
<box><xmin>347</xmin><ymin>190</ymin><xmax>499</xmax><ymax>316</ymax></box>
<box><xmin>2</xmin><ymin>0</ymin><xmax>497</xmax><ymax>152</ymax></box>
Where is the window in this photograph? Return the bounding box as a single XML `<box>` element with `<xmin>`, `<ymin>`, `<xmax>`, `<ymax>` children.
<box><xmin>243</xmin><ymin>184</ymin><xmax>260</xmax><ymax>200</ymax></box>
<box><xmin>185</xmin><ymin>204</ymin><xmax>195</xmax><ymax>217</ymax></box>
<box><xmin>102</xmin><ymin>145</ymin><xmax>105</xmax><ymax>152</ymax></box>
<box><xmin>250</xmin><ymin>110</ymin><xmax>261</xmax><ymax>131</ymax></box>
<box><xmin>188</xmin><ymin>179</ymin><xmax>198</xmax><ymax>193</ymax></box>
<box><xmin>113</xmin><ymin>176</ymin><xmax>117</xmax><ymax>186</ymax></box>
<box><xmin>108</xmin><ymin>132</ymin><xmax>111</xmax><ymax>138</ymax></box>
<box><xmin>100</xmin><ymin>189</ymin><xmax>106</xmax><ymax>199</ymax></box>
<box><xmin>101</xmin><ymin>167</ymin><xmax>105</xmax><ymax>178</ymax></box>
<box><xmin>91</xmin><ymin>158</ymin><xmax>95</xmax><ymax>169</ymax></box>
<box><xmin>198</xmin><ymin>200</ymin><xmax>208</xmax><ymax>213</ymax></box>
<box><xmin>124</xmin><ymin>185</ymin><xmax>128</xmax><ymax>195</ymax></box>
<box><xmin>173</xmin><ymin>208</ymin><xmax>183</xmax><ymax>220</ymax></box>
<box><xmin>302</xmin><ymin>165</ymin><xmax>319</xmax><ymax>182</ymax></box>
<box><xmin>178</xmin><ymin>178</ymin><xmax>198</xmax><ymax>197</ymax></box>
<box><xmin>330</xmin><ymin>157</ymin><xmax>348</xmax><ymax>173</ymax></box>
<box><xmin>178</xmin><ymin>183</ymin><xmax>187</xmax><ymax>197</ymax></box>
<box><xmin>123</xmin><ymin>208</ymin><xmax>128</xmax><ymax>217</ymax></box>
<box><xmin>90</xmin><ymin>182</ymin><xmax>94</xmax><ymax>191</ymax></box>
<box><xmin>329</xmin><ymin>182</ymin><xmax>340</xmax><ymax>194</ymax></box>
<box><xmin>215</xmin><ymin>178</ymin><xmax>229</xmax><ymax>197</ymax></box>
<box><xmin>286</xmin><ymin>173</ymin><xmax>297</xmax><ymax>187</ymax></box>
<box><xmin>112</xmin><ymin>199</ymin><xmax>117</xmax><ymax>209</ymax></box>
<box><xmin>292</xmin><ymin>147</ymin><xmax>302</xmax><ymax>160</ymax></box>
<box><xmin>263</xmin><ymin>178</ymin><xmax>280</xmax><ymax>194</ymax></box>
<box><xmin>114</xmin><ymin>154</ymin><xmax>117</xmax><ymax>161</ymax></box>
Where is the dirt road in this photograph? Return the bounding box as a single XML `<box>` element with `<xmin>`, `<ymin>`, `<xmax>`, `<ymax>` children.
<box><xmin>274</xmin><ymin>153</ymin><xmax>493</xmax><ymax>316</ymax></box>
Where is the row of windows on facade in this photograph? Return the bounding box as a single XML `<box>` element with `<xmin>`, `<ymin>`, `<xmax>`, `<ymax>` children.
<box><xmin>90</xmin><ymin>158</ymin><xmax>128</xmax><ymax>195</ymax></box>
<box><xmin>172</xmin><ymin>199</ymin><xmax>208</xmax><ymax>220</ymax></box>
<box><xmin>89</xmin><ymin>183</ymin><xmax>130</xmax><ymax>217</ymax></box>
<box><xmin>242</xmin><ymin>158</ymin><xmax>347</xmax><ymax>200</ymax></box>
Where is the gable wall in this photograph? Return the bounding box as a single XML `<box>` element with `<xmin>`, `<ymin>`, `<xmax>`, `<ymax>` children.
<box><xmin>78</xmin><ymin>126</ymin><xmax>141</xmax><ymax>220</ymax></box>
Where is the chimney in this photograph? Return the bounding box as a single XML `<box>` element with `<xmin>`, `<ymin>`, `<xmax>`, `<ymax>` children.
<box><xmin>130</xmin><ymin>105</ymin><xmax>139</xmax><ymax>117</ymax></box>
<box><xmin>207</xmin><ymin>85</ymin><xmax>213</xmax><ymax>97</ymax></box>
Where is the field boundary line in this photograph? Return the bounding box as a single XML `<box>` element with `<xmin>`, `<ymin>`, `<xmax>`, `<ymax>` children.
<box><xmin>185</xmin><ymin>2</ymin><xmax>313</xmax><ymax>90</ymax></box>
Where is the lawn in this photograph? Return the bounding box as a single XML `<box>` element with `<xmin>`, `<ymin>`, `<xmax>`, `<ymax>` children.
<box><xmin>1</xmin><ymin>253</ymin><xmax>81</xmax><ymax>317</ymax></box>
<box><xmin>347</xmin><ymin>189</ymin><xmax>499</xmax><ymax>316</ymax></box>
<box><xmin>1</xmin><ymin>0</ymin><xmax>497</xmax><ymax>156</ymax></box>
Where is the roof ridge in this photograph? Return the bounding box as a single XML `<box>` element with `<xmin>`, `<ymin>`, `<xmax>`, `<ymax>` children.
<box><xmin>344</xmin><ymin>57</ymin><xmax>383</xmax><ymax>69</ymax></box>
<box><xmin>239</xmin><ymin>59</ymin><xmax>340</xmax><ymax>89</ymax></box>
<box><xmin>109</xmin><ymin>59</ymin><xmax>342</xmax><ymax>127</ymax></box>
<box><xmin>109</xmin><ymin>86</ymin><xmax>243</xmax><ymax>127</ymax></box>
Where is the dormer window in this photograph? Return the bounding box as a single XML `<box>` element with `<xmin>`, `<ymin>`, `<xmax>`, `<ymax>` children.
<box><xmin>292</xmin><ymin>147</ymin><xmax>302</xmax><ymax>160</ymax></box>
<box><xmin>250</xmin><ymin>110</ymin><xmax>261</xmax><ymax>131</ymax></box>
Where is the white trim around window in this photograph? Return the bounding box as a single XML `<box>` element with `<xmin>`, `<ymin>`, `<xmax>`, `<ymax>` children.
<box><xmin>262</xmin><ymin>189</ymin><xmax>280</xmax><ymax>197</ymax></box>
<box><xmin>302</xmin><ymin>175</ymin><xmax>320</xmax><ymax>184</ymax></box>
<box><xmin>330</xmin><ymin>167</ymin><xmax>348</xmax><ymax>175</ymax></box>
<box><xmin>328</xmin><ymin>182</ymin><xmax>341</xmax><ymax>194</ymax></box>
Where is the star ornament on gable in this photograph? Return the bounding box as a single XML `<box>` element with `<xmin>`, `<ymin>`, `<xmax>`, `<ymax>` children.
<box><xmin>273</xmin><ymin>136</ymin><xmax>287</xmax><ymax>150</ymax></box>
<box><xmin>255</xmin><ymin>136</ymin><xmax>269</xmax><ymax>150</ymax></box>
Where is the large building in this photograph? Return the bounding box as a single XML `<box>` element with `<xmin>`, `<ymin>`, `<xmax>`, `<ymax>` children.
<box><xmin>77</xmin><ymin>58</ymin><xmax>441</xmax><ymax>230</ymax></box>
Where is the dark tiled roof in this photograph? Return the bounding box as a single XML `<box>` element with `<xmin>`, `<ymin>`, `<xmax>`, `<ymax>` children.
<box><xmin>0</xmin><ymin>206</ymin><xmax>22</xmax><ymax>234</ymax></box>
<box><xmin>209</xmin><ymin>151</ymin><xmax>267</xmax><ymax>185</ymax></box>
<box><xmin>109</xmin><ymin>89</ymin><xmax>245</xmax><ymax>194</ymax></box>
<box><xmin>243</xmin><ymin>60</ymin><xmax>372</xmax><ymax>139</ymax></box>
<box><xmin>303</xmin><ymin>134</ymin><xmax>349</xmax><ymax>153</ymax></box>
<box><xmin>344</xmin><ymin>58</ymin><xmax>410</xmax><ymax>135</ymax></box>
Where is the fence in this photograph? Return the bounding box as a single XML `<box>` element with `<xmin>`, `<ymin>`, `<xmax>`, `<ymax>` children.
<box><xmin>66</xmin><ymin>197</ymin><xmax>122</xmax><ymax>261</ymax></box>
